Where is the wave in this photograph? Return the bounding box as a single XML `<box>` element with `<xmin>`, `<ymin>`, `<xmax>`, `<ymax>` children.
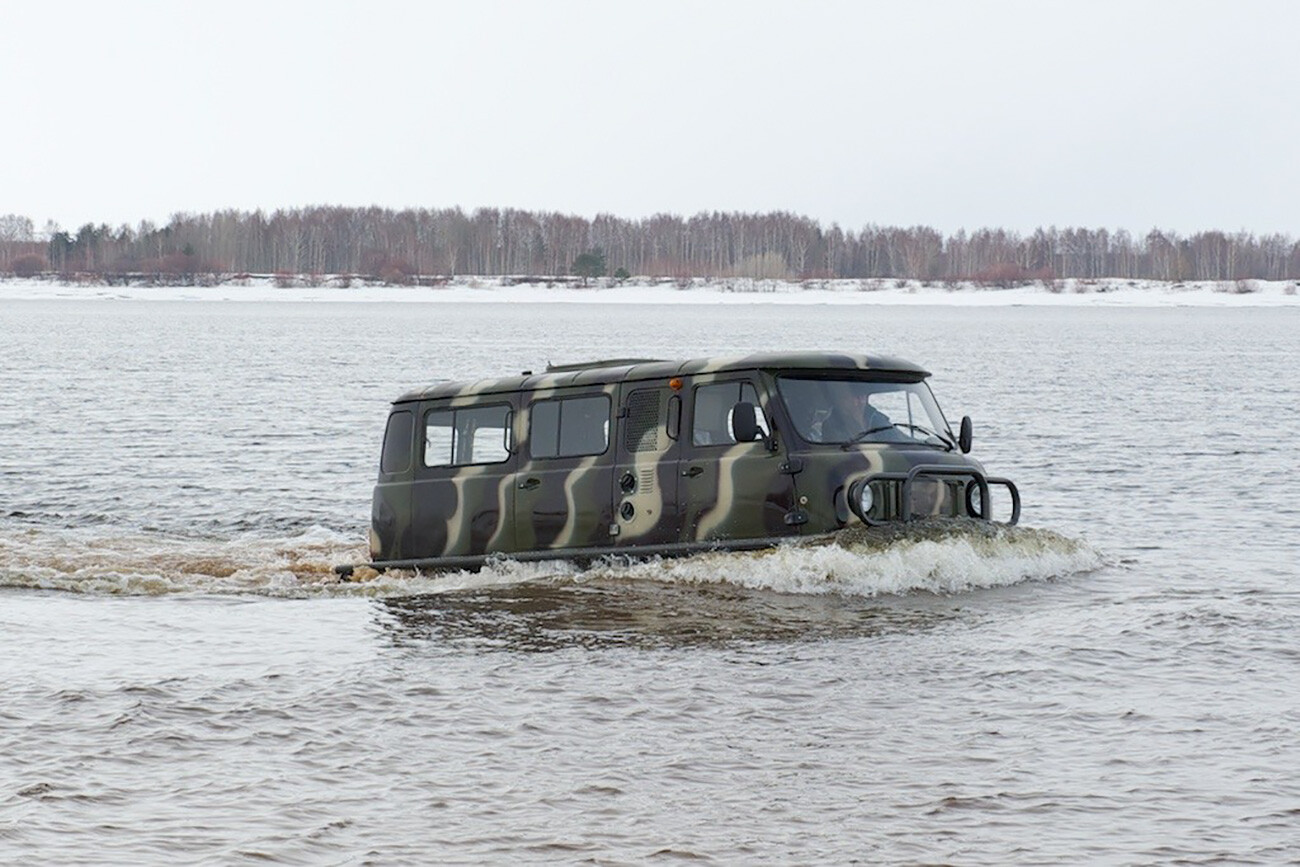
<box><xmin>583</xmin><ymin>520</ymin><xmax>1104</xmax><ymax>597</ymax></box>
<box><xmin>0</xmin><ymin>519</ymin><xmax>1102</xmax><ymax>599</ymax></box>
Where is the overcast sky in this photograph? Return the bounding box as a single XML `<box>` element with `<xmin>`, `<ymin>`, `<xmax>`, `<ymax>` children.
<box><xmin>4</xmin><ymin>0</ymin><xmax>1297</xmax><ymax>236</ymax></box>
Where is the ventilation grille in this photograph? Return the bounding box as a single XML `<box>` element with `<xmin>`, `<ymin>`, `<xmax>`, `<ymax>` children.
<box><xmin>624</xmin><ymin>390</ymin><xmax>663</xmax><ymax>453</ymax></box>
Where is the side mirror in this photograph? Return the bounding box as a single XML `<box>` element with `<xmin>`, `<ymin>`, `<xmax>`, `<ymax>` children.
<box><xmin>732</xmin><ymin>401</ymin><xmax>775</xmax><ymax>450</ymax></box>
<box><xmin>731</xmin><ymin>401</ymin><xmax>761</xmax><ymax>442</ymax></box>
<box><xmin>959</xmin><ymin>416</ymin><xmax>973</xmax><ymax>454</ymax></box>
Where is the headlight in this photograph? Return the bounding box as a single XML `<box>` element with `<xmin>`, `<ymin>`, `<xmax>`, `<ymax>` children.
<box><xmin>858</xmin><ymin>483</ymin><xmax>874</xmax><ymax>515</ymax></box>
<box><xmin>851</xmin><ymin>480</ymin><xmax>875</xmax><ymax>522</ymax></box>
<box><xmin>965</xmin><ymin>481</ymin><xmax>983</xmax><ymax>518</ymax></box>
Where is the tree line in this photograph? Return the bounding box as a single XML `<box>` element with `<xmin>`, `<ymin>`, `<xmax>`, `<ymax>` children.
<box><xmin>1</xmin><ymin>208</ymin><xmax>1298</xmax><ymax>283</ymax></box>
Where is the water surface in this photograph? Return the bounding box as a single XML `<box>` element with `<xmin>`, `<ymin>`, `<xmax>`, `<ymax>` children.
<box><xmin>2</xmin><ymin>299</ymin><xmax>1297</xmax><ymax>862</ymax></box>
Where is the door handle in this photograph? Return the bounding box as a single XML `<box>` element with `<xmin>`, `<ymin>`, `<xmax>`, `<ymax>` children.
<box><xmin>681</xmin><ymin>466</ymin><xmax>704</xmax><ymax>478</ymax></box>
<box><xmin>518</xmin><ymin>477</ymin><xmax>541</xmax><ymax>490</ymax></box>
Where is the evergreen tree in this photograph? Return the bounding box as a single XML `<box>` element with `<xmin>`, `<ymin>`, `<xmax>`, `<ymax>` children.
<box><xmin>571</xmin><ymin>248</ymin><xmax>607</xmax><ymax>286</ymax></box>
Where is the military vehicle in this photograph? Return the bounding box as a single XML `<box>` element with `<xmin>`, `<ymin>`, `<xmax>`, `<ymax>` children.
<box><xmin>343</xmin><ymin>352</ymin><xmax>1019</xmax><ymax>574</ymax></box>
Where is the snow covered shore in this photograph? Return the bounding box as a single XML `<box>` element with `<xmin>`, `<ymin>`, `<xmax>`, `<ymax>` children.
<box><xmin>2</xmin><ymin>276</ymin><xmax>1298</xmax><ymax>307</ymax></box>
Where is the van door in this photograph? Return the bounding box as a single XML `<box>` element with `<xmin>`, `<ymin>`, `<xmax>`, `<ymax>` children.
<box><xmin>408</xmin><ymin>397</ymin><xmax>518</xmax><ymax>559</ymax></box>
<box><xmin>513</xmin><ymin>389</ymin><xmax>616</xmax><ymax>553</ymax></box>
<box><xmin>371</xmin><ymin>407</ymin><xmax>416</xmax><ymax>562</ymax></box>
<box><xmin>679</xmin><ymin>376</ymin><xmax>797</xmax><ymax>543</ymax></box>
<box><xmin>610</xmin><ymin>381</ymin><xmax>682</xmax><ymax>548</ymax></box>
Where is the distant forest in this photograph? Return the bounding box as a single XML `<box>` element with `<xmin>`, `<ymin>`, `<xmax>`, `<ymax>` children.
<box><xmin>1</xmin><ymin>207</ymin><xmax>1298</xmax><ymax>284</ymax></box>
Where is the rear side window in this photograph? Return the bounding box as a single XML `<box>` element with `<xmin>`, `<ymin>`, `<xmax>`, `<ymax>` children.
<box><xmin>380</xmin><ymin>410</ymin><xmax>414</xmax><ymax>473</ymax></box>
<box><xmin>424</xmin><ymin>404</ymin><xmax>512</xmax><ymax>467</ymax></box>
<box><xmin>529</xmin><ymin>395</ymin><xmax>610</xmax><ymax>459</ymax></box>
<box><xmin>692</xmin><ymin>381</ymin><xmax>769</xmax><ymax>446</ymax></box>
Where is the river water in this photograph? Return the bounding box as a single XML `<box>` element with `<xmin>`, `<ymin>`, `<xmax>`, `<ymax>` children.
<box><xmin>1</xmin><ymin>296</ymin><xmax>1297</xmax><ymax>863</ymax></box>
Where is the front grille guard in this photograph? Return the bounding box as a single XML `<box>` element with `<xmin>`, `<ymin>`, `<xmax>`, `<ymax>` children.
<box><xmin>861</xmin><ymin>464</ymin><xmax>1020</xmax><ymax>525</ymax></box>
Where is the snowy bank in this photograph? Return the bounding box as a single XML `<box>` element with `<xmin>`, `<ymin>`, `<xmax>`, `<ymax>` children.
<box><xmin>2</xmin><ymin>276</ymin><xmax>1298</xmax><ymax>307</ymax></box>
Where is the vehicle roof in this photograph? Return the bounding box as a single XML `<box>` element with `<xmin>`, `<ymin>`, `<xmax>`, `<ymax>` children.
<box><xmin>394</xmin><ymin>351</ymin><xmax>931</xmax><ymax>404</ymax></box>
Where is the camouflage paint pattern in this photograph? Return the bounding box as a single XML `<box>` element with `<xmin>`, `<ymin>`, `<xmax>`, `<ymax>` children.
<box><xmin>365</xmin><ymin>352</ymin><xmax>1014</xmax><ymax>570</ymax></box>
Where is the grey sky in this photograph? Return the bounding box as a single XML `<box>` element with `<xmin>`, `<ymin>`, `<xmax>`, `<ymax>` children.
<box><xmin>4</xmin><ymin>0</ymin><xmax>1297</xmax><ymax>236</ymax></box>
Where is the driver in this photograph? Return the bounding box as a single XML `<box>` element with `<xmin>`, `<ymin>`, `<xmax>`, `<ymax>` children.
<box><xmin>820</xmin><ymin>388</ymin><xmax>893</xmax><ymax>442</ymax></box>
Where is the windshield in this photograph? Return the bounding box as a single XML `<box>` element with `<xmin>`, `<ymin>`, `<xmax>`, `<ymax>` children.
<box><xmin>777</xmin><ymin>376</ymin><xmax>953</xmax><ymax>448</ymax></box>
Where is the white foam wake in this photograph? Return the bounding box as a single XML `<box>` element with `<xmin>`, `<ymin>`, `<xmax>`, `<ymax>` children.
<box><xmin>0</xmin><ymin>520</ymin><xmax>1102</xmax><ymax>599</ymax></box>
<box><xmin>0</xmin><ymin>525</ymin><xmax>368</xmax><ymax>597</ymax></box>
<box><xmin>583</xmin><ymin>522</ymin><xmax>1104</xmax><ymax>597</ymax></box>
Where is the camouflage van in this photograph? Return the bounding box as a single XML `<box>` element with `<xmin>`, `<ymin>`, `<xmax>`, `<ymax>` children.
<box><xmin>353</xmin><ymin>352</ymin><xmax>1019</xmax><ymax>573</ymax></box>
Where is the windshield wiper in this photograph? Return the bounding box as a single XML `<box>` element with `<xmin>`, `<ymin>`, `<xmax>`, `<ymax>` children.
<box><xmin>898</xmin><ymin>423</ymin><xmax>956</xmax><ymax>450</ymax></box>
<box><xmin>840</xmin><ymin>425</ymin><xmax>895</xmax><ymax>448</ymax></box>
<box><xmin>841</xmin><ymin>423</ymin><xmax>954</xmax><ymax>450</ymax></box>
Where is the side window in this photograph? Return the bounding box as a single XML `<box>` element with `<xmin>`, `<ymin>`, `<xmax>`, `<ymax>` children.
<box><xmin>423</xmin><ymin>404</ymin><xmax>511</xmax><ymax>467</ymax></box>
<box><xmin>424</xmin><ymin>410</ymin><xmax>455</xmax><ymax>466</ymax></box>
<box><xmin>529</xmin><ymin>400</ymin><xmax>561</xmax><ymax>459</ymax></box>
<box><xmin>529</xmin><ymin>395</ymin><xmax>610</xmax><ymax>459</ymax></box>
<box><xmin>623</xmin><ymin>388</ymin><xmax>664</xmax><ymax>453</ymax></box>
<box><xmin>380</xmin><ymin>410</ymin><xmax>414</xmax><ymax>473</ymax></box>
<box><xmin>692</xmin><ymin>381</ymin><xmax>769</xmax><ymax>446</ymax></box>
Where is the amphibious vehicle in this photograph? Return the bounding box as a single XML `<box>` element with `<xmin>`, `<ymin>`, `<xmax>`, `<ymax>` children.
<box><xmin>341</xmin><ymin>352</ymin><xmax>1019</xmax><ymax>574</ymax></box>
